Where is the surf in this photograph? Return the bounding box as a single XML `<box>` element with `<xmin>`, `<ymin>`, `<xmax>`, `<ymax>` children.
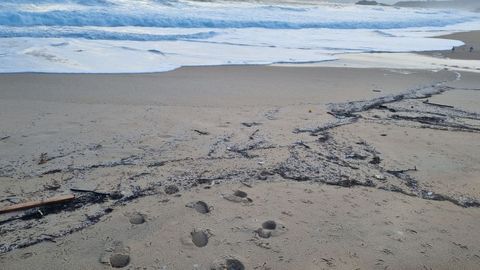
<box><xmin>0</xmin><ymin>0</ymin><xmax>479</xmax><ymax>73</ymax></box>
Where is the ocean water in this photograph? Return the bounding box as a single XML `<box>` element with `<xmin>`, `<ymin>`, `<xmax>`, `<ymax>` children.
<box><xmin>0</xmin><ymin>0</ymin><xmax>479</xmax><ymax>73</ymax></box>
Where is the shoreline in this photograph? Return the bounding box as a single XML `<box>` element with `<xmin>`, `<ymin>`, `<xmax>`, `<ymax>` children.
<box><xmin>273</xmin><ymin>31</ymin><xmax>480</xmax><ymax>73</ymax></box>
<box><xmin>0</xmin><ymin>31</ymin><xmax>478</xmax><ymax>75</ymax></box>
<box><xmin>1</xmin><ymin>67</ymin><xmax>457</xmax><ymax>107</ymax></box>
<box><xmin>420</xmin><ymin>30</ymin><xmax>480</xmax><ymax>60</ymax></box>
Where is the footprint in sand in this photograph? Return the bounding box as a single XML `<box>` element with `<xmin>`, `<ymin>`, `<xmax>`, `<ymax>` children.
<box><xmin>186</xmin><ymin>201</ymin><xmax>210</xmax><ymax>214</ymax></box>
<box><xmin>211</xmin><ymin>258</ymin><xmax>245</xmax><ymax>270</ymax></box>
<box><xmin>256</xmin><ymin>220</ymin><xmax>287</xmax><ymax>238</ymax></box>
<box><xmin>164</xmin><ymin>184</ymin><xmax>179</xmax><ymax>195</ymax></box>
<box><xmin>223</xmin><ymin>190</ymin><xmax>253</xmax><ymax>203</ymax></box>
<box><xmin>191</xmin><ymin>230</ymin><xmax>209</xmax><ymax>247</ymax></box>
<box><xmin>262</xmin><ymin>220</ymin><xmax>277</xmax><ymax>230</ymax></box>
<box><xmin>234</xmin><ymin>190</ymin><xmax>247</xmax><ymax>198</ymax></box>
<box><xmin>109</xmin><ymin>253</ymin><xmax>130</xmax><ymax>268</ymax></box>
<box><xmin>129</xmin><ymin>212</ymin><xmax>146</xmax><ymax>225</ymax></box>
<box><xmin>100</xmin><ymin>241</ymin><xmax>130</xmax><ymax>268</ymax></box>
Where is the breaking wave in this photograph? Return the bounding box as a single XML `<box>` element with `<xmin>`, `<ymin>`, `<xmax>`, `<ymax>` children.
<box><xmin>0</xmin><ymin>9</ymin><xmax>474</xmax><ymax>30</ymax></box>
<box><xmin>0</xmin><ymin>27</ymin><xmax>218</xmax><ymax>41</ymax></box>
<box><xmin>0</xmin><ymin>0</ymin><xmax>479</xmax><ymax>73</ymax></box>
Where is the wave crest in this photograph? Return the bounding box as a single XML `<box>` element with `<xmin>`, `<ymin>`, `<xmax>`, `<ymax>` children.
<box><xmin>0</xmin><ymin>10</ymin><xmax>473</xmax><ymax>29</ymax></box>
<box><xmin>0</xmin><ymin>27</ymin><xmax>218</xmax><ymax>41</ymax></box>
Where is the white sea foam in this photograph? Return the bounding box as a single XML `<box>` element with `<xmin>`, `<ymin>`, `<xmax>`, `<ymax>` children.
<box><xmin>0</xmin><ymin>0</ymin><xmax>479</xmax><ymax>73</ymax></box>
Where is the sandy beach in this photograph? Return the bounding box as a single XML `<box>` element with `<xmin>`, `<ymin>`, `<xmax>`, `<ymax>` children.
<box><xmin>1</xmin><ymin>31</ymin><xmax>480</xmax><ymax>269</ymax></box>
<box><xmin>422</xmin><ymin>31</ymin><xmax>480</xmax><ymax>60</ymax></box>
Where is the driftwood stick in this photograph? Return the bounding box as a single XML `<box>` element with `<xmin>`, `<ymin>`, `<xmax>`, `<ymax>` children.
<box><xmin>423</xmin><ymin>99</ymin><xmax>454</xmax><ymax>108</ymax></box>
<box><xmin>240</xmin><ymin>181</ymin><xmax>252</xmax><ymax>188</ymax></box>
<box><xmin>0</xmin><ymin>194</ymin><xmax>75</xmax><ymax>214</ymax></box>
<box><xmin>327</xmin><ymin>111</ymin><xmax>337</xmax><ymax>117</ymax></box>
<box><xmin>193</xmin><ymin>129</ymin><xmax>210</xmax><ymax>135</ymax></box>
<box><xmin>249</xmin><ymin>129</ymin><xmax>260</xmax><ymax>140</ymax></box>
<box><xmin>386</xmin><ymin>167</ymin><xmax>417</xmax><ymax>175</ymax></box>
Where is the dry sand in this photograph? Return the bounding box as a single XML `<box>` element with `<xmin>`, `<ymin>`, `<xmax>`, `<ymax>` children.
<box><xmin>1</xmin><ymin>35</ymin><xmax>480</xmax><ymax>269</ymax></box>
<box><xmin>3</xmin><ymin>181</ymin><xmax>480</xmax><ymax>270</ymax></box>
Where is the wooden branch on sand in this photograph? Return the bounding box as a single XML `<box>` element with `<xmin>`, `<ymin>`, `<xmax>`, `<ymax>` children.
<box><xmin>193</xmin><ymin>129</ymin><xmax>210</xmax><ymax>135</ymax></box>
<box><xmin>0</xmin><ymin>194</ymin><xmax>75</xmax><ymax>214</ymax></box>
<box><xmin>422</xmin><ymin>99</ymin><xmax>454</xmax><ymax>108</ymax></box>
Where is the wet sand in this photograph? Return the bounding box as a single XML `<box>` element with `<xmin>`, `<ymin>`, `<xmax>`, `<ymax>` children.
<box><xmin>276</xmin><ymin>31</ymin><xmax>480</xmax><ymax>73</ymax></box>
<box><xmin>1</xmin><ymin>35</ymin><xmax>480</xmax><ymax>269</ymax></box>
<box><xmin>422</xmin><ymin>31</ymin><xmax>480</xmax><ymax>60</ymax></box>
